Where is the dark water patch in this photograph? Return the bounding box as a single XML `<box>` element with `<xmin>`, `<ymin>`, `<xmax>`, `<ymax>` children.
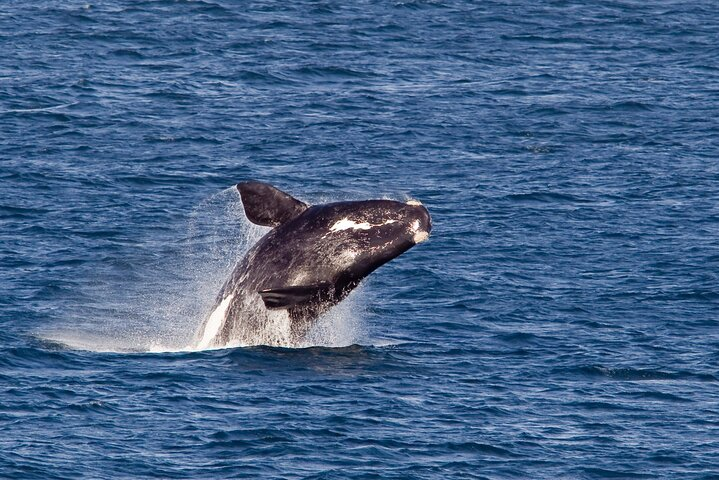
<box><xmin>499</xmin><ymin>34</ymin><xmax>597</xmax><ymax>46</ymax></box>
<box><xmin>205</xmin><ymin>427</ymin><xmax>294</xmax><ymax>447</ymax></box>
<box><xmin>493</xmin><ymin>332</ymin><xmax>543</xmax><ymax>344</ymax></box>
<box><xmin>562</xmin><ymin>365</ymin><xmax>719</xmax><ymax>383</ymax></box>
<box><xmin>0</xmin><ymin>346</ymin><xmax>87</xmax><ymax>370</ymax></box>
<box><xmin>647</xmin><ymin>450</ymin><xmax>691</xmax><ymax>465</ymax></box>
<box><xmin>579</xmin><ymin>467</ymin><xmax>655</xmax><ymax>479</ymax></box>
<box><xmin>568</xmin><ymin>401</ymin><xmax>642</xmax><ymax>412</ymax></box>
<box><xmin>618</xmin><ymin>390</ymin><xmax>693</xmax><ymax>403</ymax></box>
<box><xmin>142</xmin><ymin>134</ymin><xmax>223</xmax><ymax>145</ymax></box>
<box><xmin>109</xmin><ymin>48</ymin><xmax>146</xmax><ymax>60</ymax></box>
<box><xmin>291</xmin><ymin>65</ymin><xmax>377</xmax><ymax>80</ymax></box>
<box><xmin>64</xmin><ymin>399</ymin><xmax>119</xmax><ymax>414</ymax></box>
<box><xmin>234</xmin><ymin>69</ymin><xmax>295</xmax><ymax>85</ymax></box>
<box><xmin>0</xmin><ymin>205</ymin><xmax>50</xmax><ymax>219</ymax></box>
<box><xmin>445</xmin><ymin>441</ymin><xmax>520</xmax><ymax>458</ymax></box>
<box><xmin>607</xmin><ymin>100</ymin><xmax>655</xmax><ymax>112</ymax></box>
<box><xmin>142</xmin><ymin>90</ymin><xmax>197</xmax><ymax>102</ymax></box>
<box><xmin>647</xmin><ymin>288</ymin><xmax>719</xmax><ymax>302</ymax></box>
<box><xmin>501</xmin><ymin>192</ymin><xmax>594</xmax><ymax>205</ymax></box>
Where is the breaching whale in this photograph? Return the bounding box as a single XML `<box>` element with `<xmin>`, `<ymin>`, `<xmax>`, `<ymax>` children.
<box><xmin>194</xmin><ymin>181</ymin><xmax>432</xmax><ymax>348</ymax></box>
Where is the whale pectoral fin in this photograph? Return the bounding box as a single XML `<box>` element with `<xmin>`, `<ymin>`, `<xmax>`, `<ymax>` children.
<box><xmin>237</xmin><ymin>181</ymin><xmax>309</xmax><ymax>227</ymax></box>
<box><xmin>259</xmin><ymin>283</ymin><xmax>334</xmax><ymax>309</ymax></box>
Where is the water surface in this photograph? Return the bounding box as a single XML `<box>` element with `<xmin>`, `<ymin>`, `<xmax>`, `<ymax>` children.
<box><xmin>2</xmin><ymin>1</ymin><xmax>718</xmax><ymax>478</ymax></box>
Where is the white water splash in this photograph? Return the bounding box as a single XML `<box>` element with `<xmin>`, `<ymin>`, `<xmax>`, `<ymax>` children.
<box><xmin>39</xmin><ymin>186</ymin><xmax>372</xmax><ymax>353</ymax></box>
<box><xmin>301</xmin><ymin>285</ymin><xmax>368</xmax><ymax>348</ymax></box>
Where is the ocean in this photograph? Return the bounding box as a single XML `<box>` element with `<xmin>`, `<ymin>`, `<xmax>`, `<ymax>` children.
<box><xmin>1</xmin><ymin>1</ymin><xmax>718</xmax><ymax>478</ymax></box>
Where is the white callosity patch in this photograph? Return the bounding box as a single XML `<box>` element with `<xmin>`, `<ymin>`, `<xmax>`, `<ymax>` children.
<box><xmin>411</xmin><ymin>219</ymin><xmax>430</xmax><ymax>244</ymax></box>
<box><xmin>406</xmin><ymin>199</ymin><xmax>423</xmax><ymax>206</ymax></box>
<box><xmin>413</xmin><ymin>231</ymin><xmax>430</xmax><ymax>244</ymax></box>
<box><xmin>195</xmin><ymin>294</ymin><xmax>234</xmax><ymax>349</ymax></box>
<box><xmin>330</xmin><ymin>218</ymin><xmax>397</xmax><ymax>232</ymax></box>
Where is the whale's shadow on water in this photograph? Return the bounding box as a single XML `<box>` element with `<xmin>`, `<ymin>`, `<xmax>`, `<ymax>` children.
<box><xmin>35</xmin><ymin>332</ymin><xmax>416</xmax><ymax>378</ymax></box>
<box><xmin>220</xmin><ymin>342</ymin><xmax>418</xmax><ymax>377</ymax></box>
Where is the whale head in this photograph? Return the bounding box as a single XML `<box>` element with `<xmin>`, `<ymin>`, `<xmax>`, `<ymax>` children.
<box><xmin>236</xmin><ymin>181</ymin><xmax>432</xmax><ymax>302</ymax></box>
<box><xmin>317</xmin><ymin>198</ymin><xmax>432</xmax><ymax>280</ymax></box>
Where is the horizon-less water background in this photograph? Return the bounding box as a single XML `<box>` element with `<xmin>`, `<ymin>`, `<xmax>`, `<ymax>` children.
<box><xmin>2</xmin><ymin>1</ymin><xmax>719</xmax><ymax>478</ymax></box>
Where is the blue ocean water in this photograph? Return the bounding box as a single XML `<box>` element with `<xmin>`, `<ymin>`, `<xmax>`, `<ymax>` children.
<box><xmin>2</xmin><ymin>0</ymin><xmax>719</xmax><ymax>478</ymax></box>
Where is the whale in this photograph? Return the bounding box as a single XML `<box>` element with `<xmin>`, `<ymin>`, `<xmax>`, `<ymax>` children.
<box><xmin>194</xmin><ymin>181</ymin><xmax>432</xmax><ymax>348</ymax></box>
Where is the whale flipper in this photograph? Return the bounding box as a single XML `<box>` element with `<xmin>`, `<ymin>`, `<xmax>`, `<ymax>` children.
<box><xmin>237</xmin><ymin>181</ymin><xmax>309</xmax><ymax>227</ymax></box>
<box><xmin>259</xmin><ymin>283</ymin><xmax>334</xmax><ymax>309</ymax></box>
